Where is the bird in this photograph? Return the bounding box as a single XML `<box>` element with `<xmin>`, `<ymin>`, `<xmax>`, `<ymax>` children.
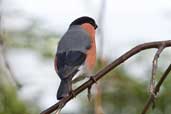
<box><xmin>54</xmin><ymin>16</ymin><xmax>98</xmax><ymax>100</ymax></box>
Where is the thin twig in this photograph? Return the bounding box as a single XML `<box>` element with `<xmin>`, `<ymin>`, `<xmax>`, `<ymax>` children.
<box><xmin>40</xmin><ymin>40</ymin><xmax>171</xmax><ymax>114</ymax></box>
<box><xmin>150</xmin><ymin>44</ymin><xmax>165</xmax><ymax>107</ymax></box>
<box><xmin>141</xmin><ymin>64</ymin><xmax>171</xmax><ymax>114</ymax></box>
<box><xmin>0</xmin><ymin>10</ymin><xmax>22</xmax><ymax>89</ymax></box>
<box><xmin>0</xmin><ymin>37</ymin><xmax>22</xmax><ymax>88</ymax></box>
<box><xmin>3</xmin><ymin>53</ymin><xmax>22</xmax><ymax>88</ymax></box>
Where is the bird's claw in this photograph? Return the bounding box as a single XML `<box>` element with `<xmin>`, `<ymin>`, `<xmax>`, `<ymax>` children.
<box><xmin>87</xmin><ymin>76</ymin><xmax>97</xmax><ymax>101</ymax></box>
<box><xmin>89</xmin><ymin>76</ymin><xmax>97</xmax><ymax>83</ymax></box>
<box><xmin>70</xmin><ymin>90</ymin><xmax>76</xmax><ymax>98</ymax></box>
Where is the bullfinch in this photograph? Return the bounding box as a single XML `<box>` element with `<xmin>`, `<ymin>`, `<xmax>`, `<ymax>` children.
<box><xmin>54</xmin><ymin>16</ymin><xmax>98</xmax><ymax>100</ymax></box>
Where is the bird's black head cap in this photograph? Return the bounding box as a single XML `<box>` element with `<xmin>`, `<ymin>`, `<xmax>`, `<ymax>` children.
<box><xmin>70</xmin><ymin>16</ymin><xmax>98</xmax><ymax>29</ymax></box>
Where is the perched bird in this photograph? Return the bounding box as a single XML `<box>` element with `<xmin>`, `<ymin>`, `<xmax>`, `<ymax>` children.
<box><xmin>54</xmin><ymin>16</ymin><xmax>98</xmax><ymax>100</ymax></box>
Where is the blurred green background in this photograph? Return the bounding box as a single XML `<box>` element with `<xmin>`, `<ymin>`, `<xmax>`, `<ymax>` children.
<box><xmin>1</xmin><ymin>0</ymin><xmax>171</xmax><ymax>114</ymax></box>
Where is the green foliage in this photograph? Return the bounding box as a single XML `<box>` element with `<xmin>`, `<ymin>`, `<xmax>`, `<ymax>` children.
<box><xmin>0</xmin><ymin>67</ymin><xmax>39</xmax><ymax>114</ymax></box>
<box><xmin>1</xmin><ymin>13</ymin><xmax>58</xmax><ymax>114</ymax></box>
<box><xmin>0</xmin><ymin>85</ymin><xmax>36</xmax><ymax>114</ymax></box>
<box><xmin>4</xmin><ymin>17</ymin><xmax>59</xmax><ymax>59</ymax></box>
<box><xmin>0</xmin><ymin>81</ymin><xmax>39</xmax><ymax>114</ymax></box>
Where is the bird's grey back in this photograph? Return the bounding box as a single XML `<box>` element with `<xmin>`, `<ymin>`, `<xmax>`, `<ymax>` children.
<box><xmin>57</xmin><ymin>25</ymin><xmax>91</xmax><ymax>54</ymax></box>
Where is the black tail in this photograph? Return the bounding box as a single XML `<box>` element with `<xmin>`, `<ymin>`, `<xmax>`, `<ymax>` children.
<box><xmin>57</xmin><ymin>66</ymin><xmax>79</xmax><ymax>100</ymax></box>
<box><xmin>57</xmin><ymin>79</ymin><xmax>72</xmax><ymax>100</ymax></box>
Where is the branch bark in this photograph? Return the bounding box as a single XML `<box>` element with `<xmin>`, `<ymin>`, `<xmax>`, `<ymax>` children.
<box><xmin>40</xmin><ymin>40</ymin><xmax>171</xmax><ymax>114</ymax></box>
<box><xmin>141</xmin><ymin>64</ymin><xmax>171</xmax><ymax>114</ymax></box>
<box><xmin>149</xmin><ymin>44</ymin><xmax>165</xmax><ymax>107</ymax></box>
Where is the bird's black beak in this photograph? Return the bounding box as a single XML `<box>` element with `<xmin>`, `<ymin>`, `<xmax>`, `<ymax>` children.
<box><xmin>95</xmin><ymin>24</ymin><xmax>98</xmax><ymax>29</ymax></box>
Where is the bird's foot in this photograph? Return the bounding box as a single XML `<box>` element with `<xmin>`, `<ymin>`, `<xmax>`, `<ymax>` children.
<box><xmin>89</xmin><ymin>75</ymin><xmax>97</xmax><ymax>83</ymax></box>
<box><xmin>70</xmin><ymin>90</ymin><xmax>76</xmax><ymax>98</ymax></box>
<box><xmin>87</xmin><ymin>76</ymin><xmax>97</xmax><ymax>101</ymax></box>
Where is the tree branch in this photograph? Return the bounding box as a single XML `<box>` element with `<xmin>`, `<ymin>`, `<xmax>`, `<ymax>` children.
<box><xmin>40</xmin><ymin>40</ymin><xmax>171</xmax><ymax>114</ymax></box>
<box><xmin>141</xmin><ymin>63</ymin><xmax>171</xmax><ymax>114</ymax></box>
<box><xmin>149</xmin><ymin>44</ymin><xmax>165</xmax><ymax>107</ymax></box>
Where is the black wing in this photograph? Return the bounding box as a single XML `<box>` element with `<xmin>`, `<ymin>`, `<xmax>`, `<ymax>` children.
<box><xmin>56</xmin><ymin>51</ymin><xmax>86</xmax><ymax>80</ymax></box>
